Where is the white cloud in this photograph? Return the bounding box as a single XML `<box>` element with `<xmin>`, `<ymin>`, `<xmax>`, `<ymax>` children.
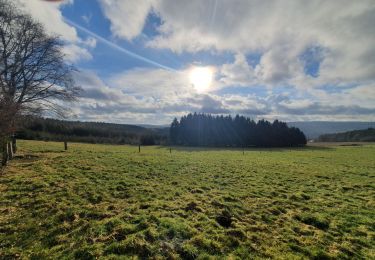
<box><xmin>70</xmin><ymin>69</ymin><xmax>375</xmax><ymax>123</ymax></box>
<box><xmin>13</xmin><ymin>1</ymin><xmax>374</xmax><ymax>122</ymax></box>
<box><xmin>254</xmin><ymin>46</ymin><xmax>304</xmax><ymax>85</ymax></box>
<box><xmin>16</xmin><ymin>0</ymin><xmax>78</xmax><ymax>42</ymax></box>
<box><xmin>306</xmin><ymin>83</ymin><xmax>375</xmax><ymax>110</ymax></box>
<box><xmin>218</xmin><ymin>53</ymin><xmax>255</xmax><ymax>87</ymax></box>
<box><xmin>15</xmin><ymin>0</ymin><xmax>95</xmax><ymax>63</ymax></box>
<box><xmin>62</xmin><ymin>44</ymin><xmax>93</xmax><ymax>62</ymax></box>
<box><xmin>82</xmin><ymin>13</ymin><xmax>93</xmax><ymax>25</ymax></box>
<box><xmin>99</xmin><ymin>0</ymin><xmax>375</xmax><ymax>88</ymax></box>
<box><xmin>99</xmin><ymin>0</ymin><xmax>156</xmax><ymax>40</ymax></box>
<box><xmin>108</xmin><ymin>67</ymin><xmax>191</xmax><ymax>97</ymax></box>
<box><xmin>70</xmin><ymin>69</ymin><xmax>228</xmax><ymax>123</ymax></box>
<box><xmin>278</xmin><ymin>99</ymin><xmax>315</xmax><ymax>110</ymax></box>
<box><xmin>82</xmin><ymin>37</ymin><xmax>97</xmax><ymax>48</ymax></box>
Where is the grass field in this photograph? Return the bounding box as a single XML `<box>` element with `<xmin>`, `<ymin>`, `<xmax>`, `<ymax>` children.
<box><xmin>0</xmin><ymin>140</ymin><xmax>374</xmax><ymax>259</ymax></box>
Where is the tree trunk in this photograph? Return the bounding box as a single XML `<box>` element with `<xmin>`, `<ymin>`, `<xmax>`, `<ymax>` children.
<box><xmin>7</xmin><ymin>141</ymin><xmax>13</xmax><ymax>160</ymax></box>
<box><xmin>2</xmin><ymin>139</ymin><xmax>8</xmax><ymax>166</ymax></box>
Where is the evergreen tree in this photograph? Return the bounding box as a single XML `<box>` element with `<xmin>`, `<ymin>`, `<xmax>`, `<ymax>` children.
<box><xmin>169</xmin><ymin>113</ymin><xmax>306</xmax><ymax>147</ymax></box>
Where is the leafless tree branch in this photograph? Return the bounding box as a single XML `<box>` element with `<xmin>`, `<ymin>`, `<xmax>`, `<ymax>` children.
<box><xmin>0</xmin><ymin>0</ymin><xmax>80</xmax><ymax>138</ymax></box>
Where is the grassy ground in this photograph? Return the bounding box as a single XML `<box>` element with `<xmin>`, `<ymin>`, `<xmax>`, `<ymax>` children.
<box><xmin>0</xmin><ymin>140</ymin><xmax>374</xmax><ymax>259</ymax></box>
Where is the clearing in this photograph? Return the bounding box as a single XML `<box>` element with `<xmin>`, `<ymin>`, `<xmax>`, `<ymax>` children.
<box><xmin>0</xmin><ymin>140</ymin><xmax>374</xmax><ymax>259</ymax></box>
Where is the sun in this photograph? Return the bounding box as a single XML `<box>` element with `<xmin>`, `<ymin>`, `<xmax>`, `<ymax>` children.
<box><xmin>189</xmin><ymin>66</ymin><xmax>213</xmax><ymax>92</ymax></box>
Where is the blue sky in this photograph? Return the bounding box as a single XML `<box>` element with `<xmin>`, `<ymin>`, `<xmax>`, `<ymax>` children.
<box><xmin>16</xmin><ymin>0</ymin><xmax>375</xmax><ymax>124</ymax></box>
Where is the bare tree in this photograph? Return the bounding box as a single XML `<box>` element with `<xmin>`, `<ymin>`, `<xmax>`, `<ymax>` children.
<box><xmin>0</xmin><ymin>0</ymin><xmax>80</xmax><ymax>165</ymax></box>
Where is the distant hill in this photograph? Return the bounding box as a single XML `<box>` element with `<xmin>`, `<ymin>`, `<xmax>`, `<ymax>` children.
<box><xmin>136</xmin><ymin>124</ymin><xmax>169</xmax><ymax>129</ymax></box>
<box><xmin>317</xmin><ymin>128</ymin><xmax>375</xmax><ymax>142</ymax></box>
<box><xmin>287</xmin><ymin>121</ymin><xmax>375</xmax><ymax>139</ymax></box>
<box><xmin>17</xmin><ymin>117</ymin><xmax>168</xmax><ymax>145</ymax></box>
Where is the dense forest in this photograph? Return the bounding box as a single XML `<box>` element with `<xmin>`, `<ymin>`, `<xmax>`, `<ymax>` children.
<box><xmin>317</xmin><ymin>128</ymin><xmax>375</xmax><ymax>142</ymax></box>
<box><xmin>170</xmin><ymin>113</ymin><xmax>307</xmax><ymax>147</ymax></box>
<box><xmin>17</xmin><ymin>117</ymin><xmax>168</xmax><ymax>145</ymax></box>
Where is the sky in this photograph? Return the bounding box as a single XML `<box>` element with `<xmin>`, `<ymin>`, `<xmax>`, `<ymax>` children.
<box><xmin>15</xmin><ymin>0</ymin><xmax>375</xmax><ymax>124</ymax></box>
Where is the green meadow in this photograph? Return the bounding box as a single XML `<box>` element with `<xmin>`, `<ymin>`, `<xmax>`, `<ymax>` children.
<box><xmin>0</xmin><ymin>140</ymin><xmax>374</xmax><ymax>259</ymax></box>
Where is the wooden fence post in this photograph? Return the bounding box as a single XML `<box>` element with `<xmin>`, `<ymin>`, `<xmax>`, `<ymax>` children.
<box><xmin>64</xmin><ymin>141</ymin><xmax>68</xmax><ymax>150</ymax></box>
<box><xmin>12</xmin><ymin>135</ymin><xmax>16</xmax><ymax>153</ymax></box>
<box><xmin>138</xmin><ymin>145</ymin><xmax>141</xmax><ymax>153</ymax></box>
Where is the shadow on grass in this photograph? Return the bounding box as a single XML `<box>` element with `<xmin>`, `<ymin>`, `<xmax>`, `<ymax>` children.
<box><xmin>12</xmin><ymin>154</ymin><xmax>41</xmax><ymax>161</ymax></box>
<box><xmin>156</xmin><ymin>145</ymin><xmax>333</xmax><ymax>153</ymax></box>
<box><xmin>37</xmin><ymin>150</ymin><xmax>67</xmax><ymax>154</ymax></box>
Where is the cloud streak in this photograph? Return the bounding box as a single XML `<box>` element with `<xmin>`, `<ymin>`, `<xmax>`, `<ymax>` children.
<box><xmin>63</xmin><ymin>18</ymin><xmax>176</xmax><ymax>71</ymax></box>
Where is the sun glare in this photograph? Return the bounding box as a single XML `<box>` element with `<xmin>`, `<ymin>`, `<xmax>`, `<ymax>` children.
<box><xmin>189</xmin><ymin>66</ymin><xmax>213</xmax><ymax>92</ymax></box>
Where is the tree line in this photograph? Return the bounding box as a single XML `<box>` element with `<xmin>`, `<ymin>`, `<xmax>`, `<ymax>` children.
<box><xmin>17</xmin><ymin>117</ymin><xmax>168</xmax><ymax>145</ymax></box>
<box><xmin>170</xmin><ymin>113</ymin><xmax>307</xmax><ymax>147</ymax></box>
<box><xmin>317</xmin><ymin>128</ymin><xmax>375</xmax><ymax>142</ymax></box>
